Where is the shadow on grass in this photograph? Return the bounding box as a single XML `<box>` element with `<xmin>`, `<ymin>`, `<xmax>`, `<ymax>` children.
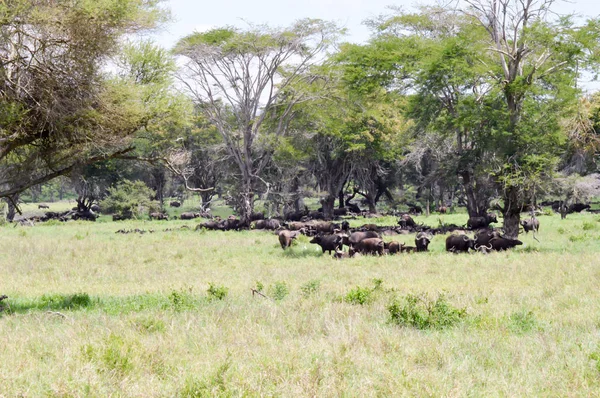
<box><xmin>3</xmin><ymin>293</ymin><xmax>96</xmax><ymax>315</ymax></box>
<box><xmin>281</xmin><ymin>247</ymin><xmax>325</xmax><ymax>258</ymax></box>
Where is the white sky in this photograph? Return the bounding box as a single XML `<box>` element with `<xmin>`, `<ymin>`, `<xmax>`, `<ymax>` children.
<box><xmin>152</xmin><ymin>0</ymin><xmax>600</xmax><ymax>90</ymax></box>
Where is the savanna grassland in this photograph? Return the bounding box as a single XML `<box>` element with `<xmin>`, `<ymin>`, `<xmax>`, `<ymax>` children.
<box><xmin>2</xmin><ymin>207</ymin><xmax>600</xmax><ymax>397</ymax></box>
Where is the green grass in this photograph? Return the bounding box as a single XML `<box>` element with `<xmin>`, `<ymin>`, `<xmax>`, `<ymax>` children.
<box><xmin>1</xmin><ymin>210</ymin><xmax>600</xmax><ymax>395</ymax></box>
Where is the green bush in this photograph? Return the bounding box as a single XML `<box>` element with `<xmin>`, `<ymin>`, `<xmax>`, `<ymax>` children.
<box><xmin>388</xmin><ymin>293</ymin><xmax>467</xmax><ymax>330</ymax></box>
<box><xmin>344</xmin><ymin>286</ymin><xmax>373</xmax><ymax>305</ymax></box>
<box><xmin>300</xmin><ymin>280</ymin><xmax>320</xmax><ymax>297</ymax></box>
<box><xmin>100</xmin><ymin>180</ymin><xmax>158</xmax><ymax>219</ymax></box>
<box><xmin>207</xmin><ymin>283</ymin><xmax>228</xmax><ymax>301</ymax></box>
<box><xmin>507</xmin><ymin>310</ymin><xmax>540</xmax><ymax>334</ymax></box>
<box><xmin>269</xmin><ymin>281</ymin><xmax>289</xmax><ymax>301</ymax></box>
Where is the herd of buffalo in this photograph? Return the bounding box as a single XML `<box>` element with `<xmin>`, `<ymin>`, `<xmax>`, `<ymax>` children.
<box><xmin>188</xmin><ymin>208</ymin><xmax>544</xmax><ymax>257</ymax></box>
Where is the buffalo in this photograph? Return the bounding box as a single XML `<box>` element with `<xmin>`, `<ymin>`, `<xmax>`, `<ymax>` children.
<box><xmin>284</xmin><ymin>208</ymin><xmax>309</xmax><ymax>221</ymax></box>
<box><xmin>254</xmin><ymin>218</ymin><xmax>281</xmax><ymax>230</ymax></box>
<box><xmin>180</xmin><ymin>212</ymin><xmax>200</xmax><ymax>220</ymax></box>
<box><xmin>437</xmin><ymin>206</ymin><xmax>448</xmax><ymax>214</ymax></box>
<box><xmin>310</xmin><ymin>234</ymin><xmax>344</xmax><ymax>254</ymax></box>
<box><xmin>169</xmin><ymin>201</ymin><xmax>181</xmax><ymax>208</ymax></box>
<box><xmin>38</xmin><ymin>204</ymin><xmax>49</xmax><ymax>209</ymax></box>
<box><xmin>520</xmin><ymin>218</ymin><xmax>540</xmax><ymax>234</ymax></box>
<box><xmin>415</xmin><ymin>232</ymin><xmax>432</xmax><ymax>252</ymax></box>
<box><xmin>149</xmin><ymin>212</ymin><xmax>169</xmax><ymax>220</ymax></box>
<box><xmin>569</xmin><ymin>203</ymin><xmax>591</xmax><ymax>213</ymax></box>
<box><xmin>398</xmin><ymin>214</ymin><xmax>416</xmax><ymax>229</ymax></box>
<box><xmin>197</xmin><ymin>221</ymin><xmax>224</xmax><ymax>231</ymax></box>
<box><xmin>352</xmin><ymin>238</ymin><xmax>385</xmax><ymax>255</ymax></box>
<box><xmin>278</xmin><ymin>230</ymin><xmax>302</xmax><ymax>249</ymax></box>
<box><xmin>446</xmin><ymin>234</ymin><xmax>475</xmax><ymax>253</ymax></box>
<box><xmin>489</xmin><ymin>236</ymin><xmax>523</xmax><ymax>251</ymax></box>
<box><xmin>348</xmin><ymin>231</ymin><xmax>380</xmax><ymax>246</ymax></box>
<box><xmin>90</xmin><ymin>204</ymin><xmax>101</xmax><ymax>213</ymax></box>
<box><xmin>474</xmin><ymin>228</ymin><xmax>501</xmax><ymax>247</ymax></box>
<box><xmin>384</xmin><ymin>241</ymin><xmax>403</xmax><ymax>254</ymax></box>
<box><xmin>361</xmin><ymin>223</ymin><xmax>379</xmax><ymax>231</ymax></box>
<box><xmin>467</xmin><ymin>213</ymin><xmax>498</xmax><ymax>230</ymax></box>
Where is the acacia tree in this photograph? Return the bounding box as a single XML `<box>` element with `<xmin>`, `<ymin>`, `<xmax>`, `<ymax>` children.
<box><xmin>346</xmin><ymin>2</ymin><xmax>600</xmax><ymax>237</ymax></box>
<box><xmin>0</xmin><ymin>0</ymin><xmax>169</xmax><ymax>204</ymax></box>
<box><xmin>174</xmin><ymin>20</ymin><xmax>340</xmax><ymax>222</ymax></box>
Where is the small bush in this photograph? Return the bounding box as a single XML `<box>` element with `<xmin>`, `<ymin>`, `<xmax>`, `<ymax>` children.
<box><xmin>167</xmin><ymin>289</ymin><xmax>197</xmax><ymax>311</ymax></box>
<box><xmin>583</xmin><ymin>222</ymin><xmax>596</xmax><ymax>231</ymax></box>
<box><xmin>344</xmin><ymin>286</ymin><xmax>373</xmax><ymax>305</ymax></box>
<box><xmin>255</xmin><ymin>281</ymin><xmax>264</xmax><ymax>293</ymax></box>
<box><xmin>300</xmin><ymin>280</ymin><xmax>320</xmax><ymax>297</ymax></box>
<box><xmin>207</xmin><ymin>283</ymin><xmax>228</xmax><ymax>301</ymax></box>
<box><xmin>388</xmin><ymin>293</ymin><xmax>467</xmax><ymax>330</ymax></box>
<box><xmin>100</xmin><ymin>180</ymin><xmax>158</xmax><ymax>219</ymax></box>
<box><xmin>269</xmin><ymin>281</ymin><xmax>289</xmax><ymax>301</ymax></box>
<box><xmin>569</xmin><ymin>234</ymin><xmax>588</xmax><ymax>242</ymax></box>
<box><xmin>508</xmin><ymin>310</ymin><xmax>539</xmax><ymax>334</ymax></box>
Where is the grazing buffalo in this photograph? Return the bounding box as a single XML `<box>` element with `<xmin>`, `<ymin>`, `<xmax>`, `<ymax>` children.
<box><xmin>222</xmin><ymin>217</ymin><xmax>246</xmax><ymax>231</ymax></box>
<box><xmin>169</xmin><ymin>201</ymin><xmax>181</xmax><ymax>208</ymax></box>
<box><xmin>310</xmin><ymin>234</ymin><xmax>344</xmax><ymax>254</ymax></box>
<box><xmin>520</xmin><ymin>218</ymin><xmax>540</xmax><ymax>233</ymax></box>
<box><xmin>398</xmin><ymin>214</ymin><xmax>416</xmax><ymax>229</ymax></box>
<box><xmin>180</xmin><ymin>212</ymin><xmax>200</xmax><ymax>220</ymax></box>
<box><xmin>278</xmin><ymin>230</ymin><xmax>301</xmax><ymax>249</ymax></box>
<box><xmin>569</xmin><ymin>203</ymin><xmax>591</xmax><ymax>213</ymax></box>
<box><xmin>38</xmin><ymin>204</ymin><xmax>49</xmax><ymax>209</ymax></box>
<box><xmin>467</xmin><ymin>213</ymin><xmax>498</xmax><ymax>230</ymax></box>
<box><xmin>489</xmin><ymin>236</ymin><xmax>523</xmax><ymax>251</ymax></box>
<box><xmin>437</xmin><ymin>206</ymin><xmax>448</xmax><ymax>214</ymax></box>
<box><xmin>415</xmin><ymin>232</ymin><xmax>432</xmax><ymax>252</ymax></box>
<box><xmin>149</xmin><ymin>212</ymin><xmax>168</xmax><ymax>220</ymax></box>
<box><xmin>353</xmin><ymin>238</ymin><xmax>385</xmax><ymax>255</ymax></box>
<box><xmin>197</xmin><ymin>221</ymin><xmax>224</xmax><ymax>231</ymax></box>
<box><xmin>446</xmin><ymin>234</ymin><xmax>475</xmax><ymax>253</ymax></box>
<box><xmin>407</xmin><ymin>203</ymin><xmax>422</xmax><ymax>215</ymax></box>
<box><xmin>348</xmin><ymin>231</ymin><xmax>380</xmax><ymax>246</ymax></box>
<box><xmin>384</xmin><ymin>241</ymin><xmax>403</xmax><ymax>254</ymax></box>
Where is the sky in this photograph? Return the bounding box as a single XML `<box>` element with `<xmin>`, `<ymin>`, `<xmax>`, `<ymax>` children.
<box><xmin>152</xmin><ymin>0</ymin><xmax>600</xmax><ymax>89</ymax></box>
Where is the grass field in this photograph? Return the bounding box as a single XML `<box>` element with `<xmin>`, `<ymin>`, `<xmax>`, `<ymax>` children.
<box><xmin>2</xmin><ymin>208</ymin><xmax>600</xmax><ymax>396</ymax></box>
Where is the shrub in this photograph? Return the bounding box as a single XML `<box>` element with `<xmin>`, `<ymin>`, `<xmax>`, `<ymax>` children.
<box><xmin>300</xmin><ymin>280</ymin><xmax>320</xmax><ymax>297</ymax></box>
<box><xmin>207</xmin><ymin>283</ymin><xmax>228</xmax><ymax>301</ymax></box>
<box><xmin>344</xmin><ymin>286</ymin><xmax>373</xmax><ymax>305</ymax></box>
<box><xmin>583</xmin><ymin>222</ymin><xmax>596</xmax><ymax>231</ymax></box>
<box><xmin>508</xmin><ymin>310</ymin><xmax>540</xmax><ymax>334</ymax></box>
<box><xmin>269</xmin><ymin>281</ymin><xmax>289</xmax><ymax>301</ymax></box>
<box><xmin>100</xmin><ymin>180</ymin><xmax>158</xmax><ymax>219</ymax></box>
<box><xmin>388</xmin><ymin>293</ymin><xmax>467</xmax><ymax>330</ymax></box>
<box><xmin>167</xmin><ymin>288</ymin><xmax>197</xmax><ymax>311</ymax></box>
<box><xmin>39</xmin><ymin>292</ymin><xmax>93</xmax><ymax>310</ymax></box>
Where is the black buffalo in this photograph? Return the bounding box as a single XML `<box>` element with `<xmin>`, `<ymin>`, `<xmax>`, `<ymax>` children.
<box><xmin>446</xmin><ymin>234</ymin><xmax>475</xmax><ymax>253</ymax></box>
<box><xmin>348</xmin><ymin>231</ymin><xmax>380</xmax><ymax>246</ymax></box>
<box><xmin>467</xmin><ymin>213</ymin><xmax>498</xmax><ymax>230</ymax></box>
<box><xmin>489</xmin><ymin>236</ymin><xmax>523</xmax><ymax>251</ymax></box>
<box><xmin>310</xmin><ymin>234</ymin><xmax>344</xmax><ymax>254</ymax></box>
<box><xmin>415</xmin><ymin>232</ymin><xmax>432</xmax><ymax>252</ymax></box>
<box><xmin>398</xmin><ymin>214</ymin><xmax>416</xmax><ymax>229</ymax></box>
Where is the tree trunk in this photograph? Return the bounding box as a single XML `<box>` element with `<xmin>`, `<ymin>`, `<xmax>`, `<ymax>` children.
<box><xmin>338</xmin><ymin>188</ymin><xmax>345</xmax><ymax>209</ymax></box>
<box><xmin>6</xmin><ymin>194</ymin><xmax>20</xmax><ymax>222</ymax></box>
<box><xmin>320</xmin><ymin>195</ymin><xmax>336</xmax><ymax>220</ymax></box>
<box><xmin>367</xmin><ymin>198</ymin><xmax>377</xmax><ymax>214</ymax></box>
<box><xmin>502</xmin><ymin>187</ymin><xmax>521</xmax><ymax>239</ymax></box>
<box><xmin>238</xmin><ymin>180</ymin><xmax>254</xmax><ymax>224</ymax></box>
